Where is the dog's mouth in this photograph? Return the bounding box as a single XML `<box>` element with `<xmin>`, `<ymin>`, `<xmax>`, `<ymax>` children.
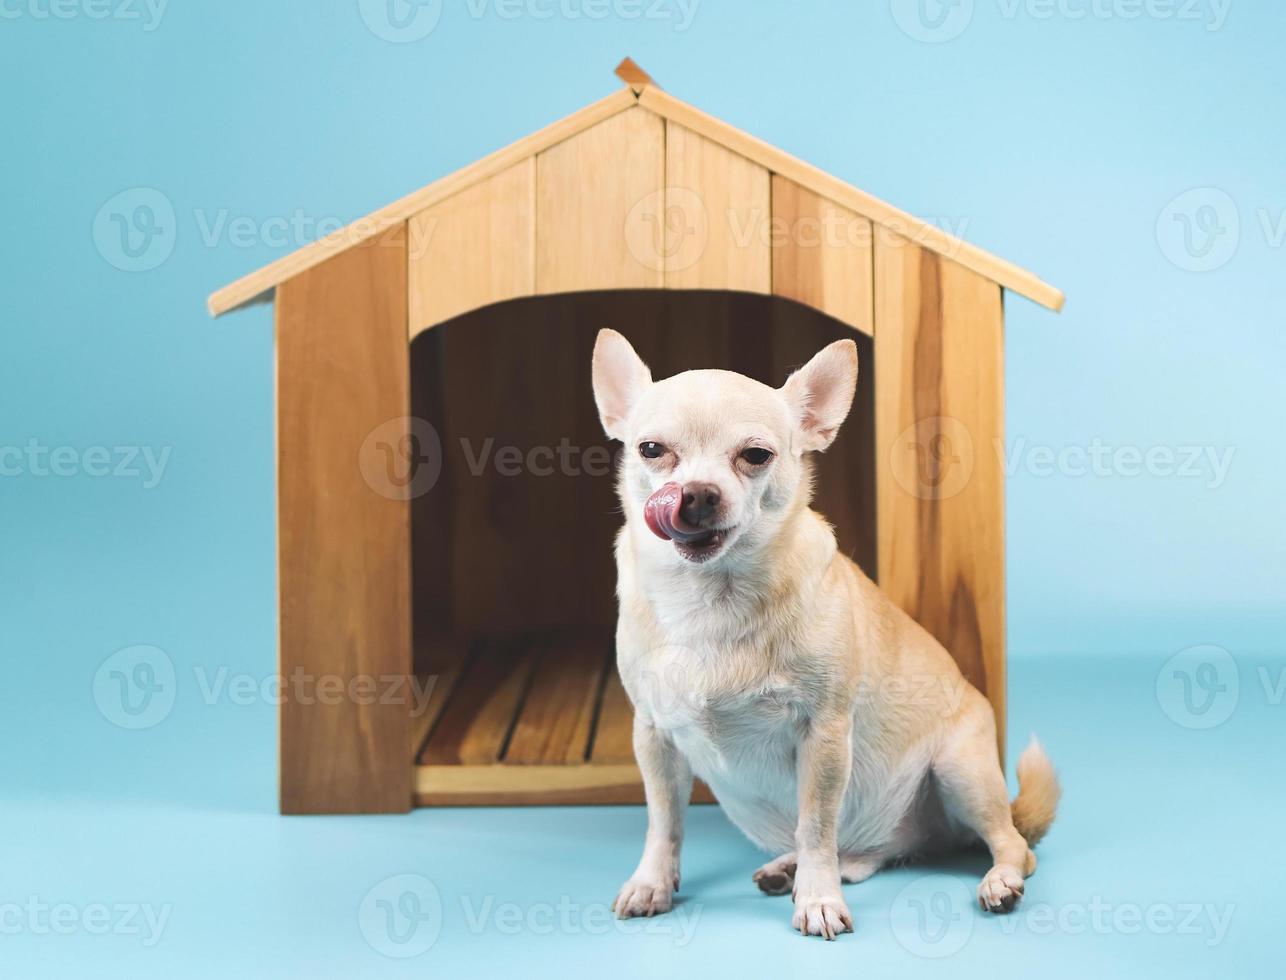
<box><xmin>672</xmin><ymin>528</ymin><xmax>728</xmax><ymax>562</ymax></box>
<box><xmin>643</xmin><ymin>482</ymin><xmax>732</xmax><ymax>563</ymax></box>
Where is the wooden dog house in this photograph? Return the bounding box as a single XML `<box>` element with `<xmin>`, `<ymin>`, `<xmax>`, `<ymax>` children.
<box><xmin>208</xmin><ymin>59</ymin><xmax>1063</xmax><ymax>814</ymax></box>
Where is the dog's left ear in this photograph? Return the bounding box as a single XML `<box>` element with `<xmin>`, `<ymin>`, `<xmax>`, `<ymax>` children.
<box><xmin>592</xmin><ymin>328</ymin><xmax>653</xmax><ymax>441</ymax></box>
<box><xmin>781</xmin><ymin>339</ymin><xmax>859</xmax><ymax>452</ymax></box>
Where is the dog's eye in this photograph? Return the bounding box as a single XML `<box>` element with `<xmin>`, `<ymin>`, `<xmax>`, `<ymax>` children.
<box><xmin>740</xmin><ymin>447</ymin><xmax>773</xmax><ymax>466</ymax></box>
<box><xmin>639</xmin><ymin>441</ymin><xmax>667</xmax><ymax>460</ymax></box>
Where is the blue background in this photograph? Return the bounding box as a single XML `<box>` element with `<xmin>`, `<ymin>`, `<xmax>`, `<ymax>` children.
<box><xmin>1</xmin><ymin>1</ymin><xmax>1281</xmax><ymax>977</ymax></box>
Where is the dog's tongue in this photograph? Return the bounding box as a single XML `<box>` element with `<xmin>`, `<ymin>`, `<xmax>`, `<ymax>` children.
<box><xmin>643</xmin><ymin>482</ymin><xmax>708</xmax><ymax>543</ymax></box>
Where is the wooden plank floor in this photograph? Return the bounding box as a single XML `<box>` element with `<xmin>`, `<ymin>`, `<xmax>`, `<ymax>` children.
<box><xmin>412</xmin><ymin>628</ymin><xmax>714</xmax><ymax>806</ymax></box>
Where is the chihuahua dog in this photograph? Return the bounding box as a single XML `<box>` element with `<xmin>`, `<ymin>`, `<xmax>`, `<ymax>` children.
<box><xmin>592</xmin><ymin>329</ymin><xmax>1060</xmax><ymax>940</ymax></box>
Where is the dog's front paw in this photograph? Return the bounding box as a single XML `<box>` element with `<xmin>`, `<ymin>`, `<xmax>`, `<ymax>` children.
<box><xmin>977</xmin><ymin>863</ymin><xmax>1025</xmax><ymax>913</ymax></box>
<box><xmin>791</xmin><ymin>882</ymin><xmax>853</xmax><ymax>940</ymax></box>
<box><xmin>613</xmin><ymin>877</ymin><xmax>675</xmax><ymax>918</ymax></box>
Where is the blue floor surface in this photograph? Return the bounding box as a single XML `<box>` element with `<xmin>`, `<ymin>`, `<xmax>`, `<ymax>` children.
<box><xmin>2</xmin><ymin>652</ymin><xmax>1278</xmax><ymax>978</ymax></box>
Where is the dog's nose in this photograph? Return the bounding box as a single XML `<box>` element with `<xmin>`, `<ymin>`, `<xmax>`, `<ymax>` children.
<box><xmin>680</xmin><ymin>483</ymin><xmax>720</xmax><ymax>526</ymax></box>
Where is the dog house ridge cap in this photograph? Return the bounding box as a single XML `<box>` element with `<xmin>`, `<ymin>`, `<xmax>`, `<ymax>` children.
<box><xmin>207</xmin><ymin>57</ymin><xmax>1064</xmax><ymax>319</ymax></box>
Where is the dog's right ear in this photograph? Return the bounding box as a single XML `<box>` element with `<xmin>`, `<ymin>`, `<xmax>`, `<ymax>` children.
<box><xmin>592</xmin><ymin>329</ymin><xmax>652</xmax><ymax>441</ymax></box>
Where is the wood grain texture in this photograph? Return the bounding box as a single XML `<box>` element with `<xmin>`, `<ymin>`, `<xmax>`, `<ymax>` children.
<box><xmin>276</xmin><ymin>229</ymin><xmax>411</xmax><ymax>814</ymax></box>
<box><xmin>639</xmin><ymin>87</ymin><xmax>1063</xmax><ymax>312</ymax></box>
<box><xmin>874</xmin><ymin>233</ymin><xmax>1006</xmax><ymax>754</ymax></box>
<box><xmin>589</xmin><ymin>666</ymin><xmax>636</xmax><ymax>764</ymax></box>
<box><xmin>418</xmin><ymin>638</ymin><xmax>541</xmax><ymax>765</ymax></box>
<box><xmin>409</xmin><ymin>637</ymin><xmax>469</xmax><ymax>761</ymax></box>
<box><xmin>663</xmin><ymin>121</ymin><xmax>771</xmax><ymax>291</ymax></box>
<box><xmin>535</xmin><ymin>106</ymin><xmax>665</xmax><ymax>292</ymax></box>
<box><xmin>414</xmin><ymin>763</ymin><xmax>648</xmax><ymax>806</ymax></box>
<box><xmin>771</xmin><ymin>175</ymin><xmax>873</xmax><ymax>336</ymax></box>
<box><xmin>407</xmin><ymin>159</ymin><xmax>535</xmax><ymax>337</ymax></box>
<box><xmin>408</xmin><ymin>629</ymin><xmax>715</xmax><ymax>806</ymax></box>
<box><xmin>413</xmin><ymin>765</ymin><xmax>717</xmax><ymax>807</ymax></box>
<box><xmin>209</xmin><ymin>88</ymin><xmax>637</xmax><ymax>316</ymax></box>
<box><xmin>505</xmin><ymin>635</ymin><xmax>608</xmax><ymax>764</ymax></box>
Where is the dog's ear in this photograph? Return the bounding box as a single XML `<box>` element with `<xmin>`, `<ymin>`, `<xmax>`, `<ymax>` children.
<box><xmin>781</xmin><ymin>339</ymin><xmax>858</xmax><ymax>452</ymax></box>
<box><xmin>592</xmin><ymin>329</ymin><xmax>652</xmax><ymax>441</ymax></box>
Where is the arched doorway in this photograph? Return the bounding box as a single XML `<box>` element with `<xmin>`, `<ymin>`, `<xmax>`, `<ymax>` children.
<box><xmin>409</xmin><ymin>289</ymin><xmax>874</xmax><ymax>804</ymax></box>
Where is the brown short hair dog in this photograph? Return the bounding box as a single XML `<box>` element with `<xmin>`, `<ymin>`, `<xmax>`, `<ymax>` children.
<box><xmin>594</xmin><ymin>329</ymin><xmax>1059</xmax><ymax>940</ymax></box>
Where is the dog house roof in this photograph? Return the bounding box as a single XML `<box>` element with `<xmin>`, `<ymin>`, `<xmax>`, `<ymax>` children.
<box><xmin>207</xmin><ymin>58</ymin><xmax>1063</xmax><ymax>318</ymax></box>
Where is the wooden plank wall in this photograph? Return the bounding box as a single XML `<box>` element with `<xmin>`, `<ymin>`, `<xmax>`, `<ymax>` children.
<box><xmin>536</xmin><ymin>106</ymin><xmax>665</xmax><ymax>292</ymax></box>
<box><xmin>771</xmin><ymin>176</ymin><xmax>873</xmax><ymax>336</ymax></box>
<box><xmin>407</xmin><ymin>108</ymin><xmax>871</xmax><ymax>339</ymax></box>
<box><xmin>874</xmin><ymin>234</ymin><xmax>1006</xmax><ymax>751</ymax></box>
<box><xmin>664</xmin><ymin>122</ymin><xmax>771</xmax><ymax>291</ymax></box>
<box><xmin>407</xmin><ymin>159</ymin><xmax>535</xmax><ymax>330</ymax></box>
<box><xmin>276</xmin><ymin>228</ymin><xmax>412</xmax><ymax>813</ymax></box>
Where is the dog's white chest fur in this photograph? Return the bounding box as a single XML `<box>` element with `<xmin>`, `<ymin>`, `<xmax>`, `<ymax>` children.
<box><xmin>626</xmin><ymin>642</ymin><xmax>804</xmax><ymax>758</ymax></box>
<box><xmin>620</xmin><ymin>638</ymin><xmax>812</xmax><ymax>850</ymax></box>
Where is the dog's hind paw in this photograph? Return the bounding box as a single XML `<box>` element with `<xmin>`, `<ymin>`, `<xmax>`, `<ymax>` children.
<box><xmin>977</xmin><ymin>864</ymin><xmax>1025</xmax><ymax>913</ymax></box>
<box><xmin>752</xmin><ymin>853</ymin><xmax>797</xmax><ymax>895</ymax></box>
<box><xmin>612</xmin><ymin>878</ymin><xmax>675</xmax><ymax>918</ymax></box>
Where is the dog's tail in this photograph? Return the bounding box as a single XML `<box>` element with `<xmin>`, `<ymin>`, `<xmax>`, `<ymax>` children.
<box><xmin>1010</xmin><ymin>737</ymin><xmax>1061</xmax><ymax>847</ymax></box>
